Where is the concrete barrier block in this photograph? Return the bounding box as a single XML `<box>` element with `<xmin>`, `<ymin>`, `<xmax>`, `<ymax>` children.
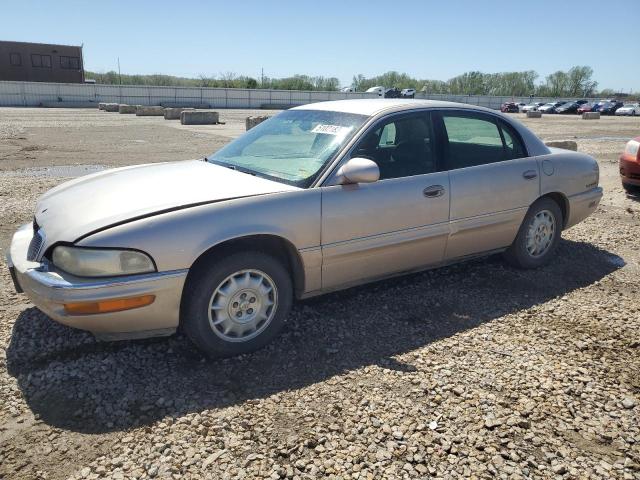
<box><xmin>526</xmin><ymin>111</ymin><xmax>542</xmax><ymax>118</ymax></box>
<box><xmin>104</xmin><ymin>103</ymin><xmax>120</xmax><ymax>112</ymax></box>
<box><xmin>136</xmin><ymin>106</ymin><xmax>165</xmax><ymax>116</ymax></box>
<box><xmin>98</xmin><ymin>102</ymin><xmax>107</xmax><ymax>111</ymax></box>
<box><xmin>582</xmin><ymin>112</ymin><xmax>600</xmax><ymax>120</ymax></box>
<box><xmin>180</xmin><ymin>110</ymin><xmax>219</xmax><ymax>125</ymax></box>
<box><xmin>164</xmin><ymin>107</ymin><xmax>194</xmax><ymax>120</ymax></box>
<box><xmin>118</xmin><ymin>104</ymin><xmax>137</xmax><ymax>114</ymax></box>
<box><xmin>245</xmin><ymin>115</ymin><xmax>271</xmax><ymax>130</ymax></box>
<box><xmin>545</xmin><ymin>140</ymin><xmax>578</xmax><ymax>151</ymax></box>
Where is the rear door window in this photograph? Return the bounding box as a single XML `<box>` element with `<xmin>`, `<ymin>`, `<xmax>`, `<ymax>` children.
<box><xmin>439</xmin><ymin>112</ymin><xmax>526</xmax><ymax>170</ymax></box>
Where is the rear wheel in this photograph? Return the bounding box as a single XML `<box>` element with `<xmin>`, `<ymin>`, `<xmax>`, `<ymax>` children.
<box><xmin>182</xmin><ymin>251</ymin><xmax>293</xmax><ymax>357</ymax></box>
<box><xmin>504</xmin><ymin>198</ymin><xmax>563</xmax><ymax>269</ymax></box>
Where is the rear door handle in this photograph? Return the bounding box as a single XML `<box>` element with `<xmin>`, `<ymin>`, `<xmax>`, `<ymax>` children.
<box><xmin>423</xmin><ymin>185</ymin><xmax>445</xmax><ymax>198</ymax></box>
<box><xmin>523</xmin><ymin>170</ymin><xmax>538</xmax><ymax>180</ymax></box>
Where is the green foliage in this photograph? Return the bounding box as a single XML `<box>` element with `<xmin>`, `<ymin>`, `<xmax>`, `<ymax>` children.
<box><xmin>352</xmin><ymin>67</ymin><xmax>600</xmax><ymax>97</ymax></box>
<box><xmin>85</xmin><ymin>71</ymin><xmax>338</xmax><ymax>91</ymax></box>
<box><xmin>85</xmin><ymin>66</ymin><xmax>618</xmax><ymax>97</ymax></box>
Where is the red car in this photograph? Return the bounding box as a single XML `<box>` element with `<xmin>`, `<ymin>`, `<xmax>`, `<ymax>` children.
<box><xmin>578</xmin><ymin>103</ymin><xmax>598</xmax><ymax>114</ymax></box>
<box><xmin>620</xmin><ymin>137</ymin><xmax>640</xmax><ymax>194</ymax></box>
<box><xmin>500</xmin><ymin>102</ymin><xmax>519</xmax><ymax>113</ymax></box>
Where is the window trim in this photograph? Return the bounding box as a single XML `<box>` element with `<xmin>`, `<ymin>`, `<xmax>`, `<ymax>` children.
<box><xmin>323</xmin><ymin>109</ymin><xmax>442</xmax><ymax>185</ymax></box>
<box><xmin>9</xmin><ymin>52</ymin><xmax>22</xmax><ymax>67</ymax></box>
<box><xmin>433</xmin><ymin>109</ymin><xmax>529</xmax><ymax>171</ymax></box>
<box><xmin>353</xmin><ymin>110</ymin><xmax>439</xmax><ymax>181</ymax></box>
<box><xmin>30</xmin><ymin>53</ymin><xmax>52</xmax><ymax>68</ymax></box>
<box><xmin>60</xmin><ymin>55</ymin><xmax>80</xmax><ymax>70</ymax></box>
<box><xmin>317</xmin><ymin>107</ymin><xmax>531</xmax><ymax>187</ymax></box>
<box><xmin>496</xmin><ymin>118</ymin><xmax>528</xmax><ymax>160</ymax></box>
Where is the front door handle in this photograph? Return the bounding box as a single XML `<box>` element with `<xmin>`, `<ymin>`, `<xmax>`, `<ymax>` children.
<box><xmin>423</xmin><ymin>185</ymin><xmax>445</xmax><ymax>198</ymax></box>
<box><xmin>523</xmin><ymin>170</ymin><xmax>538</xmax><ymax>180</ymax></box>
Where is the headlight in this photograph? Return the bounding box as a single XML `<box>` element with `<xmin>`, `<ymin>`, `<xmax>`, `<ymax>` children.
<box><xmin>52</xmin><ymin>246</ymin><xmax>155</xmax><ymax>277</ymax></box>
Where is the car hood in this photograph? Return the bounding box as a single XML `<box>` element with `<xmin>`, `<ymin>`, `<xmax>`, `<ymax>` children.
<box><xmin>34</xmin><ymin>160</ymin><xmax>299</xmax><ymax>246</ymax></box>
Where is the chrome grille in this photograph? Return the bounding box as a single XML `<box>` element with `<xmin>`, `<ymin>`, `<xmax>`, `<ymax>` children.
<box><xmin>27</xmin><ymin>230</ymin><xmax>44</xmax><ymax>261</ymax></box>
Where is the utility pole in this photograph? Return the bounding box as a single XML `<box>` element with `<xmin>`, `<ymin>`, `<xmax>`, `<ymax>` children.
<box><xmin>117</xmin><ymin>57</ymin><xmax>122</xmax><ymax>85</ymax></box>
<box><xmin>261</xmin><ymin>67</ymin><xmax>264</xmax><ymax>88</ymax></box>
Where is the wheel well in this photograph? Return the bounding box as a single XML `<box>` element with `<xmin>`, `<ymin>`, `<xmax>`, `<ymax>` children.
<box><xmin>540</xmin><ymin>192</ymin><xmax>569</xmax><ymax>229</ymax></box>
<box><xmin>184</xmin><ymin>234</ymin><xmax>305</xmax><ymax>298</ymax></box>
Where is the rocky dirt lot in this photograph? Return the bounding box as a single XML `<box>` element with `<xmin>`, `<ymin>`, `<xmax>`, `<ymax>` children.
<box><xmin>0</xmin><ymin>108</ymin><xmax>638</xmax><ymax>480</ymax></box>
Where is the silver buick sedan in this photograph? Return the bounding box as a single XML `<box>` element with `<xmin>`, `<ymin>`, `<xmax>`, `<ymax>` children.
<box><xmin>7</xmin><ymin>99</ymin><xmax>602</xmax><ymax>356</ymax></box>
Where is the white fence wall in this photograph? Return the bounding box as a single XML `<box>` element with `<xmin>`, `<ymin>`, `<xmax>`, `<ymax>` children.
<box><xmin>0</xmin><ymin>80</ymin><xmax>596</xmax><ymax>110</ymax></box>
<box><xmin>0</xmin><ymin>81</ymin><xmax>377</xmax><ymax>108</ymax></box>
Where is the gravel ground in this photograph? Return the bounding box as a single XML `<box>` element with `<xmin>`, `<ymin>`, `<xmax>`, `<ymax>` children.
<box><xmin>0</xmin><ymin>108</ymin><xmax>639</xmax><ymax>480</ymax></box>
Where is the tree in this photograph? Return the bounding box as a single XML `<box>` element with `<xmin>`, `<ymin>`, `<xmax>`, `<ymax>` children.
<box><xmin>566</xmin><ymin>66</ymin><xmax>598</xmax><ymax>96</ymax></box>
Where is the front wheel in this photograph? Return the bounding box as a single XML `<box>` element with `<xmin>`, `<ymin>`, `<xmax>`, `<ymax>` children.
<box><xmin>623</xmin><ymin>183</ymin><xmax>640</xmax><ymax>194</ymax></box>
<box><xmin>503</xmin><ymin>198</ymin><xmax>563</xmax><ymax>269</ymax></box>
<box><xmin>182</xmin><ymin>251</ymin><xmax>293</xmax><ymax>357</ymax></box>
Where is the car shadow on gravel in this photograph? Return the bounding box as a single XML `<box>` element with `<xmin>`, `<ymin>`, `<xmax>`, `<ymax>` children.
<box><xmin>6</xmin><ymin>239</ymin><xmax>624</xmax><ymax>434</ymax></box>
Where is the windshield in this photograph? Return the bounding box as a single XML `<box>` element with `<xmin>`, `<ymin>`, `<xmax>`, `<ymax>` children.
<box><xmin>208</xmin><ymin>109</ymin><xmax>368</xmax><ymax>187</ymax></box>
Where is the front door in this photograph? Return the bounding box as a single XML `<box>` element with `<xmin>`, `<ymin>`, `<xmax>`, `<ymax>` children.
<box><xmin>435</xmin><ymin>110</ymin><xmax>540</xmax><ymax>259</ymax></box>
<box><xmin>321</xmin><ymin>111</ymin><xmax>450</xmax><ymax>289</ymax></box>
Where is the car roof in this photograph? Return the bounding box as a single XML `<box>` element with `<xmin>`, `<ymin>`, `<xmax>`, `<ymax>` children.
<box><xmin>292</xmin><ymin>99</ymin><xmax>494</xmax><ymax>116</ymax></box>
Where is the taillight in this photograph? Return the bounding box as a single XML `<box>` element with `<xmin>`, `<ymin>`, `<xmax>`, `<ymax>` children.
<box><xmin>623</xmin><ymin>139</ymin><xmax>640</xmax><ymax>163</ymax></box>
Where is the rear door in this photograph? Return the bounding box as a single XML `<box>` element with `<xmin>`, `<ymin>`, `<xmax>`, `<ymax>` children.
<box><xmin>435</xmin><ymin>110</ymin><xmax>539</xmax><ymax>260</ymax></box>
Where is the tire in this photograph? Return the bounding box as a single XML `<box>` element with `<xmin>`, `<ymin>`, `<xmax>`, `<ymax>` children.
<box><xmin>503</xmin><ymin>197</ymin><xmax>563</xmax><ymax>269</ymax></box>
<box><xmin>623</xmin><ymin>183</ymin><xmax>640</xmax><ymax>194</ymax></box>
<box><xmin>182</xmin><ymin>251</ymin><xmax>293</xmax><ymax>357</ymax></box>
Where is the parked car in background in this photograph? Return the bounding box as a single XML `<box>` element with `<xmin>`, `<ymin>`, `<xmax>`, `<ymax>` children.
<box><xmin>341</xmin><ymin>87</ymin><xmax>355</xmax><ymax>93</ymax></box>
<box><xmin>522</xmin><ymin>102</ymin><xmax>545</xmax><ymax>113</ymax></box>
<box><xmin>500</xmin><ymin>102</ymin><xmax>519</xmax><ymax>113</ymax></box>
<box><xmin>7</xmin><ymin>99</ymin><xmax>603</xmax><ymax>357</ymax></box>
<box><xmin>384</xmin><ymin>88</ymin><xmax>401</xmax><ymax>98</ymax></box>
<box><xmin>620</xmin><ymin>136</ymin><xmax>640</xmax><ymax>194</ymax></box>
<box><xmin>598</xmin><ymin>101</ymin><xmax>624</xmax><ymax>115</ymax></box>
<box><xmin>516</xmin><ymin>102</ymin><xmax>527</xmax><ymax>112</ymax></box>
<box><xmin>539</xmin><ymin>102</ymin><xmax>564</xmax><ymax>113</ymax></box>
<box><xmin>615</xmin><ymin>103</ymin><xmax>640</xmax><ymax>116</ymax></box>
<box><xmin>577</xmin><ymin>103</ymin><xmax>598</xmax><ymax>114</ymax></box>
<box><xmin>366</xmin><ymin>86</ymin><xmax>385</xmax><ymax>96</ymax></box>
<box><xmin>400</xmin><ymin>88</ymin><xmax>416</xmax><ymax>98</ymax></box>
<box><xmin>576</xmin><ymin>100</ymin><xmax>589</xmax><ymax>105</ymax></box>
<box><xmin>556</xmin><ymin>102</ymin><xmax>580</xmax><ymax>114</ymax></box>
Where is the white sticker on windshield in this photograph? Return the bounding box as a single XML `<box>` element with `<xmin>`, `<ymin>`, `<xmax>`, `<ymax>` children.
<box><xmin>311</xmin><ymin>124</ymin><xmax>352</xmax><ymax>135</ymax></box>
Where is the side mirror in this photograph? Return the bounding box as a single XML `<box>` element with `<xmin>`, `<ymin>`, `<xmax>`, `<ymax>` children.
<box><xmin>335</xmin><ymin>157</ymin><xmax>380</xmax><ymax>185</ymax></box>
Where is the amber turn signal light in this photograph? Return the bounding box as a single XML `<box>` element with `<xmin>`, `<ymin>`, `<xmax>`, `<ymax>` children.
<box><xmin>63</xmin><ymin>295</ymin><xmax>155</xmax><ymax>315</ymax></box>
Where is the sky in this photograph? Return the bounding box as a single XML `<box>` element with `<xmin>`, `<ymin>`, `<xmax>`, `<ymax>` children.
<box><xmin>3</xmin><ymin>0</ymin><xmax>640</xmax><ymax>91</ymax></box>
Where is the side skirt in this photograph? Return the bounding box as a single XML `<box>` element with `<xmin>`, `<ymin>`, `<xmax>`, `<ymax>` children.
<box><xmin>299</xmin><ymin>247</ymin><xmax>507</xmax><ymax>299</ymax></box>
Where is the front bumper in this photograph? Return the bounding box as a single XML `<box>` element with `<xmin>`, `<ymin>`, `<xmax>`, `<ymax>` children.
<box><xmin>565</xmin><ymin>187</ymin><xmax>603</xmax><ymax>229</ymax></box>
<box><xmin>7</xmin><ymin>224</ymin><xmax>188</xmax><ymax>340</ymax></box>
<box><xmin>620</xmin><ymin>157</ymin><xmax>640</xmax><ymax>187</ymax></box>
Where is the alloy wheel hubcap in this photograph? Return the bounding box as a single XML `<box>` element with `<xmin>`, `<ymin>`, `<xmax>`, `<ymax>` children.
<box><xmin>208</xmin><ymin>269</ymin><xmax>277</xmax><ymax>342</ymax></box>
<box><xmin>525</xmin><ymin>210</ymin><xmax>555</xmax><ymax>257</ymax></box>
